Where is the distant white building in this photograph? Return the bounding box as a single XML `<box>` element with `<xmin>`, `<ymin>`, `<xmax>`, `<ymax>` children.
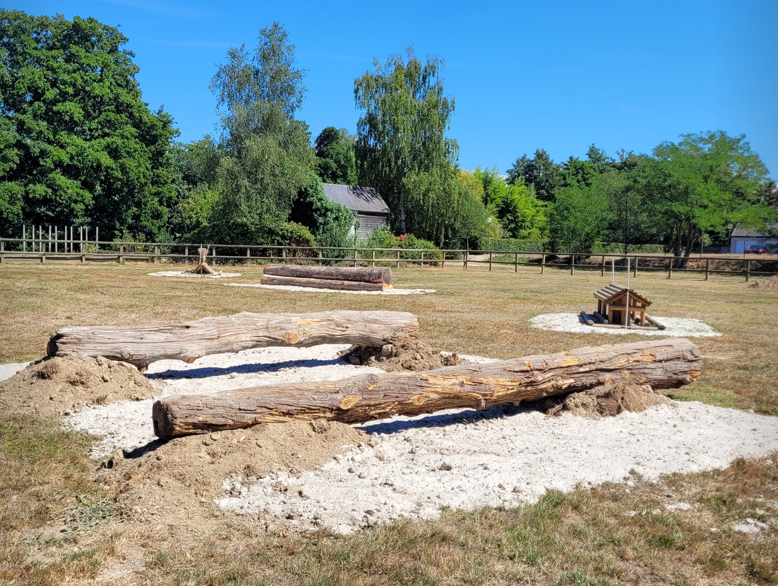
<box><xmin>321</xmin><ymin>184</ymin><xmax>390</xmax><ymax>239</ymax></box>
<box><xmin>729</xmin><ymin>223</ymin><xmax>778</xmax><ymax>253</ymax></box>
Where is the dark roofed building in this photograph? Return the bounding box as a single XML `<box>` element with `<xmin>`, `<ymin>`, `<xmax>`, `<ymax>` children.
<box><xmin>322</xmin><ymin>184</ymin><xmax>391</xmax><ymax>239</ymax></box>
<box><xmin>730</xmin><ymin>223</ymin><xmax>778</xmax><ymax>253</ymax></box>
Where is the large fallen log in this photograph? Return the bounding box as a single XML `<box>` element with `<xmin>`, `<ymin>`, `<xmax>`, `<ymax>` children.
<box><xmin>152</xmin><ymin>338</ymin><xmax>701</xmax><ymax>439</ymax></box>
<box><xmin>259</xmin><ymin>274</ymin><xmax>389</xmax><ymax>291</ymax></box>
<box><xmin>47</xmin><ymin>311</ymin><xmax>419</xmax><ymax>369</ymax></box>
<box><xmin>263</xmin><ymin>264</ymin><xmax>392</xmax><ymax>285</ymax></box>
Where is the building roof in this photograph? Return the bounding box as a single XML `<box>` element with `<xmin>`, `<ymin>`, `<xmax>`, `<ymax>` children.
<box><xmin>731</xmin><ymin>223</ymin><xmax>778</xmax><ymax>238</ymax></box>
<box><xmin>594</xmin><ymin>284</ymin><xmax>652</xmax><ymax>306</ymax></box>
<box><xmin>322</xmin><ymin>184</ymin><xmax>390</xmax><ymax>215</ymax></box>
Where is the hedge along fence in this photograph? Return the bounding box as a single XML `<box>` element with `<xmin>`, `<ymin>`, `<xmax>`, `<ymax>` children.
<box><xmin>1</xmin><ymin>236</ymin><xmax>777</xmax><ymax>281</ymax></box>
<box><xmin>478</xmin><ymin>238</ymin><xmax>667</xmax><ymax>255</ymax></box>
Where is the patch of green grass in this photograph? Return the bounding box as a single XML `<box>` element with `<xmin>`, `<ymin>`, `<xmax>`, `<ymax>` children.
<box><xmin>664</xmin><ymin>384</ymin><xmax>749</xmax><ymax>410</ymax></box>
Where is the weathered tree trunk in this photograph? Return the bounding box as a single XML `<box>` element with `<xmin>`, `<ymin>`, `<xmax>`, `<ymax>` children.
<box><xmin>48</xmin><ymin>311</ymin><xmax>419</xmax><ymax>369</ymax></box>
<box><xmin>263</xmin><ymin>264</ymin><xmax>392</xmax><ymax>285</ymax></box>
<box><xmin>153</xmin><ymin>338</ymin><xmax>701</xmax><ymax>439</ymax></box>
<box><xmin>259</xmin><ymin>275</ymin><xmax>390</xmax><ymax>291</ymax></box>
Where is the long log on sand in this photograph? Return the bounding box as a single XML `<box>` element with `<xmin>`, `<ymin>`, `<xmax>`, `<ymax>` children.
<box><xmin>153</xmin><ymin>338</ymin><xmax>701</xmax><ymax>439</ymax></box>
<box><xmin>259</xmin><ymin>274</ymin><xmax>389</xmax><ymax>291</ymax></box>
<box><xmin>48</xmin><ymin>311</ymin><xmax>419</xmax><ymax>369</ymax></box>
<box><xmin>263</xmin><ymin>264</ymin><xmax>392</xmax><ymax>285</ymax></box>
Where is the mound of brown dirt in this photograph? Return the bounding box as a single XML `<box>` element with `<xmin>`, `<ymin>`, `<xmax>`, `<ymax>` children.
<box><xmin>749</xmin><ymin>275</ymin><xmax>778</xmax><ymax>289</ymax></box>
<box><xmin>340</xmin><ymin>335</ymin><xmax>468</xmax><ymax>371</ymax></box>
<box><xmin>0</xmin><ymin>357</ymin><xmax>158</xmax><ymax>417</ymax></box>
<box><xmin>544</xmin><ymin>382</ymin><xmax>670</xmax><ymax>419</ymax></box>
<box><xmin>100</xmin><ymin>419</ymin><xmax>365</xmax><ymax>527</ymax></box>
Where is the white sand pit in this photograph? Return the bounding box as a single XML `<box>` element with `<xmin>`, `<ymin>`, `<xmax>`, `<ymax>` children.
<box><xmin>148</xmin><ymin>271</ymin><xmax>241</xmax><ymax>278</ymax></box>
<box><xmin>225</xmin><ymin>283</ymin><xmax>435</xmax><ymax>295</ymax></box>
<box><xmin>48</xmin><ymin>345</ymin><xmax>777</xmax><ymax>535</ymax></box>
<box><xmin>530</xmin><ymin>313</ymin><xmax>722</xmax><ymax>337</ymax></box>
<box><xmin>220</xmin><ymin>401</ymin><xmax>778</xmax><ymax>534</ymax></box>
<box><xmin>62</xmin><ymin>345</ymin><xmax>382</xmax><ymax>457</ymax></box>
<box><xmin>0</xmin><ymin>362</ymin><xmax>29</xmax><ymax>382</ymax></box>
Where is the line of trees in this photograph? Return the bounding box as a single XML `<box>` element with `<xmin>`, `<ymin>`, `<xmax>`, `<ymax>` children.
<box><xmin>1</xmin><ymin>9</ymin><xmax>775</xmax><ymax>258</ymax></box>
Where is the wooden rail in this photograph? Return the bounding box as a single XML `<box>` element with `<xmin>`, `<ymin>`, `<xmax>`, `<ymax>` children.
<box><xmin>0</xmin><ymin>238</ymin><xmax>776</xmax><ymax>281</ymax></box>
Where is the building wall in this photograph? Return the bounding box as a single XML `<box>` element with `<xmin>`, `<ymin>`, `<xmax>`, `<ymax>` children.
<box><xmin>356</xmin><ymin>213</ymin><xmax>389</xmax><ymax>239</ymax></box>
<box><xmin>730</xmin><ymin>236</ymin><xmax>778</xmax><ymax>253</ymax></box>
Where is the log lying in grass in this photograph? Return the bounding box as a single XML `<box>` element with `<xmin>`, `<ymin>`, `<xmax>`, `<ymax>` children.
<box><xmin>263</xmin><ymin>264</ymin><xmax>392</xmax><ymax>285</ymax></box>
<box><xmin>47</xmin><ymin>311</ymin><xmax>419</xmax><ymax>369</ymax></box>
<box><xmin>152</xmin><ymin>338</ymin><xmax>701</xmax><ymax>439</ymax></box>
<box><xmin>259</xmin><ymin>274</ymin><xmax>389</xmax><ymax>292</ymax></box>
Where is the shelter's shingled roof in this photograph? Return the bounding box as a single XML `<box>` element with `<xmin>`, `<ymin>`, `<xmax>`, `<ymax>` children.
<box><xmin>731</xmin><ymin>222</ymin><xmax>778</xmax><ymax>238</ymax></box>
<box><xmin>322</xmin><ymin>184</ymin><xmax>390</xmax><ymax>215</ymax></box>
<box><xmin>594</xmin><ymin>284</ymin><xmax>652</xmax><ymax>306</ymax></box>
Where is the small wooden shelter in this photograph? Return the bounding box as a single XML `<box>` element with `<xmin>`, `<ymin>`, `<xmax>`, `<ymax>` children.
<box><xmin>594</xmin><ymin>284</ymin><xmax>652</xmax><ymax>326</ymax></box>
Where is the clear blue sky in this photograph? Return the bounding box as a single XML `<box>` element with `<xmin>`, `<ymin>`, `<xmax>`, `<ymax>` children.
<box><xmin>19</xmin><ymin>0</ymin><xmax>778</xmax><ymax>178</ymax></box>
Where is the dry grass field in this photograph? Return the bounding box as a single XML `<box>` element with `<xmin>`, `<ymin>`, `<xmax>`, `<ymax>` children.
<box><xmin>1</xmin><ymin>261</ymin><xmax>777</xmax><ymax>585</ymax></box>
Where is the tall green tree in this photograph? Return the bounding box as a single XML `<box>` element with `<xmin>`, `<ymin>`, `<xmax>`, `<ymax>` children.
<box><xmin>205</xmin><ymin>22</ymin><xmax>314</xmax><ymax>245</ymax></box>
<box><xmin>0</xmin><ymin>10</ymin><xmax>178</xmax><ymax>239</ymax></box>
<box><xmin>354</xmin><ymin>48</ymin><xmax>459</xmax><ymax>235</ymax></box>
<box><xmin>648</xmin><ymin>131</ymin><xmax>773</xmax><ymax>262</ymax></box>
<box><xmin>549</xmin><ymin>183</ymin><xmax>611</xmax><ymax>253</ymax></box>
<box><xmin>314</xmin><ymin>126</ymin><xmax>357</xmax><ymax>185</ymax></box>
<box><xmin>506</xmin><ymin>149</ymin><xmax>561</xmax><ymax>202</ymax></box>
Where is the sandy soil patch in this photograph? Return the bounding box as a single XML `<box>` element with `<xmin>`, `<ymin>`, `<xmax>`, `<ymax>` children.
<box><xmin>544</xmin><ymin>382</ymin><xmax>670</xmax><ymax>418</ymax></box>
<box><xmin>750</xmin><ymin>275</ymin><xmax>778</xmax><ymax>289</ymax></box>
<box><xmin>63</xmin><ymin>345</ymin><xmax>381</xmax><ymax>457</ymax></box>
<box><xmin>530</xmin><ymin>312</ymin><xmax>722</xmax><ymax>337</ymax></box>
<box><xmin>340</xmin><ymin>335</ymin><xmax>468</xmax><ymax>371</ymax></box>
<box><xmin>226</xmin><ymin>283</ymin><xmax>435</xmax><ymax>295</ymax></box>
<box><xmin>148</xmin><ymin>270</ymin><xmax>241</xmax><ymax>278</ymax></box>
<box><xmin>0</xmin><ymin>357</ymin><xmax>157</xmax><ymax>417</ymax></box>
<box><xmin>6</xmin><ymin>342</ymin><xmax>775</xmax><ymax>536</ymax></box>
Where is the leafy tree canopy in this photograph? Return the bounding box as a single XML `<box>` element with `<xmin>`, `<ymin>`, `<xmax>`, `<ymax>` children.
<box><xmin>314</xmin><ymin>126</ymin><xmax>357</xmax><ymax>185</ymax></box>
<box><xmin>354</xmin><ymin>48</ymin><xmax>458</xmax><ymax>232</ymax></box>
<box><xmin>203</xmin><ymin>22</ymin><xmax>314</xmax><ymax>245</ymax></box>
<box><xmin>0</xmin><ymin>9</ymin><xmax>178</xmax><ymax>239</ymax></box>
<box><xmin>506</xmin><ymin>149</ymin><xmax>561</xmax><ymax>202</ymax></box>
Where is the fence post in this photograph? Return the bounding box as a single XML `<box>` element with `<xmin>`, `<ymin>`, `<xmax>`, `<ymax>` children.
<box><xmin>397</xmin><ymin>250</ymin><xmax>400</xmax><ymax>269</ymax></box>
<box><xmin>246</xmin><ymin>247</ymin><xmax>250</xmax><ymax>267</ymax></box>
<box><xmin>668</xmin><ymin>258</ymin><xmax>673</xmax><ymax>279</ymax></box>
<box><xmin>420</xmin><ymin>251</ymin><xmax>425</xmax><ymax>268</ymax></box>
<box><xmin>282</xmin><ymin>248</ymin><xmax>286</xmax><ymax>264</ymax></box>
<box><xmin>48</xmin><ymin>225</ymin><xmax>51</xmax><ymax>252</ymax></box>
<box><xmin>95</xmin><ymin>227</ymin><xmax>99</xmax><ymax>252</ymax></box>
<box><xmin>318</xmin><ymin>249</ymin><xmax>323</xmax><ymax>266</ymax></box>
<box><xmin>371</xmin><ymin>249</ymin><xmax>376</xmax><ymax>268</ymax></box>
<box><xmin>441</xmin><ymin>250</ymin><xmax>445</xmax><ymax>268</ymax></box>
<box><xmin>22</xmin><ymin>225</ymin><xmax>25</xmax><ymax>252</ymax></box>
<box><xmin>464</xmin><ymin>250</ymin><xmax>468</xmax><ymax>270</ymax></box>
<box><xmin>600</xmin><ymin>255</ymin><xmax>605</xmax><ymax>277</ymax></box>
<box><xmin>212</xmin><ymin>247</ymin><xmax>217</xmax><ymax>266</ymax></box>
<box><xmin>570</xmin><ymin>254</ymin><xmax>574</xmax><ymax>276</ymax></box>
<box><xmin>705</xmin><ymin>258</ymin><xmax>710</xmax><ymax>281</ymax></box>
<box><xmin>154</xmin><ymin>246</ymin><xmax>160</xmax><ymax>264</ymax></box>
<box><xmin>745</xmin><ymin>259</ymin><xmax>750</xmax><ymax>282</ymax></box>
<box><xmin>633</xmin><ymin>257</ymin><xmax>638</xmax><ymax>278</ymax></box>
<box><xmin>514</xmin><ymin>252</ymin><xmax>519</xmax><ymax>273</ymax></box>
<box><xmin>488</xmin><ymin>251</ymin><xmax>492</xmax><ymax>272</ymax></box>
<box><xmin>184</xmin><ymin>246</ymin><xmax>189</xmax><ymax>265</ymax></box>
<box><xmin>541</xmin><ymin>253</ymin><xmax>545</xmax><ymax>274</ymax></box>
<box><xmin>353</xmin><ymin>248</ymin><xmax>358</xmax><ymax>268</ymax></box>
<box><xmin>119</xmin><ymin>245</ymin><xmax>124</xmax><ymax>264</ymax></box>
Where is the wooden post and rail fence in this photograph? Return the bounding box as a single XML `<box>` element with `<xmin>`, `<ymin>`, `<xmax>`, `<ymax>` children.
<box><xmin>0</xmin><ymin>235</ymin><xmax>776</xmax><ymax>281</ymax></box>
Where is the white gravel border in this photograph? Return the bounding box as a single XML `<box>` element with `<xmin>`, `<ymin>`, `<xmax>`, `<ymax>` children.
<box><xmin>530</xmin><ymin>313</ymin><xmax>722</xmax><ymax>337</ymax></box>
<box><xmin>148</xmin><ymin>271</ymin><xmax>242</xmax><ymax>278</ymax></box>
<box><xmin>225</xmin><ymin>283</ymin><xmax>436</xmax><ymax>295</ymax></box>
<box><xmin>0</xmin><ymin>362</ymin><xmax>29</xmax><ymax>382</ymax></box>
